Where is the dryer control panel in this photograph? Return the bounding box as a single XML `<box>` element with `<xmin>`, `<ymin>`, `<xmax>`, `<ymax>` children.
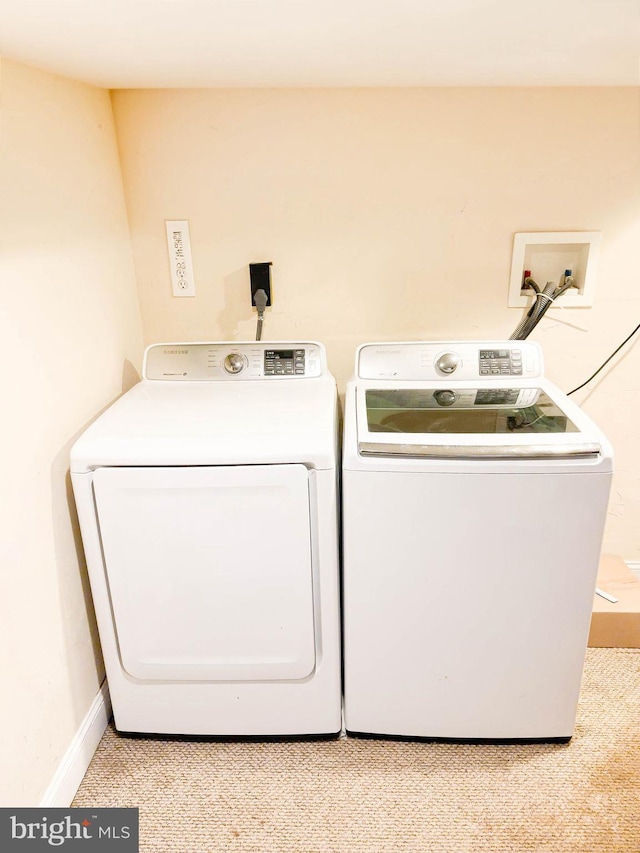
<box><xmin>357</xmin><ymin>341</ymin><xmax>543</xmax><ymax>381</ymax></box>
<box><xmin>144</xmin><ymin>342</ymin><xmax>325</xmax><ymax>381</ymax></box>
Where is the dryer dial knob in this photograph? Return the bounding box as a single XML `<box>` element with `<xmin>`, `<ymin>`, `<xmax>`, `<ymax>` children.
<box><xmin>436</xmin><ymin>352</ymin><xmax>461</xmax><ymax>374</ymax></box>
<box><xmin>434</xmin><ymin>390</ymin><xmax>457</xmax><ymax>407</ymax></box>
<box><xmin>224</xmin><ymin>353</ymin><xmax>245</xmax><ymax>374</ymax></box>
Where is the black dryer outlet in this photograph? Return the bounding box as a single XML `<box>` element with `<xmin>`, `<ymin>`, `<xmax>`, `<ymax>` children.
<box><xmin>249</xmin><ymin>262</ymin><xmax>272</xmax><ymax>307</ymax></box>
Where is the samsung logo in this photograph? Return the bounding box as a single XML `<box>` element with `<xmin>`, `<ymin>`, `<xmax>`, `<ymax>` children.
<box><xmin>373</xmin><ymin>349</ymin><xmax>401</xmax><ymax>355</ymax></box>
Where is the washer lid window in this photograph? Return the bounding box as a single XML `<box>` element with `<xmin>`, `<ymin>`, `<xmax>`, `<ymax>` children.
<box><xmin>356</xmin><ymin>383</ymin><xmax>603</xmax><ymax>460</ymax></box>
<box><xmin>365</xmin><ymin>388</ymin><xmax>580</xmax><ymax>435</ymax></box>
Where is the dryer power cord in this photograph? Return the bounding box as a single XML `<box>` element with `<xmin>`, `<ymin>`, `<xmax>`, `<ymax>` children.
<box><xmin>254</xmin><ymin>288</ymin><xmax>268</xmax><ymax>341</ymax></box>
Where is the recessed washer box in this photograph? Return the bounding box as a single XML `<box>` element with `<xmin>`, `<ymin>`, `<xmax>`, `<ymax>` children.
<box><xmin>508</xmin><ymin>231</ymin><xmax>601</xmax><ymax>308</ymax></box>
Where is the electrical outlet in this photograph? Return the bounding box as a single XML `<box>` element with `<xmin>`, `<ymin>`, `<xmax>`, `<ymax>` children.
<box><xmin>165</xmin><ymin>220</ymin><xmax>196</xmax><ymax>297</ymax></box>
<box><xmin>249</xmin><ymin>262</ymin><xmax>272</xmax><ymax>307</ymax></box>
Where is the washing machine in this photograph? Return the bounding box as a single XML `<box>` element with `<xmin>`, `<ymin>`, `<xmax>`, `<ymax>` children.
<box><xmin>342</xmin><ymin>340</ymin><xmax>613</xmax><ymax>742</ymax></box>
<box><xmin>71</xmin><ymin>341</ymin><xmax>341</xmax><ymax>736</ymax></box>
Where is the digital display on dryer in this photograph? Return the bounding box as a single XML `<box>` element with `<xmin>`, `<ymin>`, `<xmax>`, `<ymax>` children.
<box><xmin>265</xmin><ymin>350</ymin><xmax>294</xmax><ymax>360</ymax></box>
<box><xmin>264</xmin><ymin>349</ymin><xmax>306</xmax><ymax>376</ymax></box>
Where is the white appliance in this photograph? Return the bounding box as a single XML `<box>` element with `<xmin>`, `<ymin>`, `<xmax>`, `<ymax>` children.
<box><xmin>342</xmin><ymin>341</ymin><xmax>613</xmax><ymax>742</ymax></box>
<box><xmin>71</xmin><ymin>341</ymin><xmax>341</xmax><ymax>736</ymax></box>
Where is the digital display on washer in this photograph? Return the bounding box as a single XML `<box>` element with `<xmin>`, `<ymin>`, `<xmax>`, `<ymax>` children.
<box><xmin>478</xmin><ymin>349</ymin><xmax>522</xmax><ymax>376</ymax></box>
<box><xmin>364</xmin><ymin>389</ymin><xmax>578</xmax><ymax>434</ymax></box>
<box><xmin>480</xmin><ymin>350</ymin><xmax>509</xmax><ymax>359</ymax></box>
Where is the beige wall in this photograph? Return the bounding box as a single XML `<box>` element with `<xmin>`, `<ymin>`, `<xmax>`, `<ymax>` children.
<box><xmin>0</xmin><ymin>77</ymin><xmax>636</xmax><ymax>800</ymax></box>
<box><xmin>112</xmin><ymin>87</ymin><xmax>640</xmax><ymax>558</ymax></box>
<box><xmin>0</xmin><ymin>59</ymin><xmax>144</xmax><ymax>805</ymax></box>
<box><xmin>1</xmin><ymin>73</ymin><xmax>634</xmax><ymax>803</ymax></box>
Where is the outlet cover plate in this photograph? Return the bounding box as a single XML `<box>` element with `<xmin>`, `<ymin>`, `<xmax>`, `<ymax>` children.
<box><xmin>166</xmin><ymin>220</ymin><xmax>196</xmax><ymax>297</ymax></box>
<box><xmin>508</xmin><ymin>231</ymin><xmax>601</xmax><ymax>308</ymax></box>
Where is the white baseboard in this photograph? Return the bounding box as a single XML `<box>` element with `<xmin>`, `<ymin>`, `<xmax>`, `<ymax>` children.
<box><xmin>625</xmin><ymin>560</ymin><xmax>640</xmax><ymax>581</ymax></box>
<box><xmin>40</xmin><ymin>680</ymin><xmax>112</xmax><ymax>807</ymax></box>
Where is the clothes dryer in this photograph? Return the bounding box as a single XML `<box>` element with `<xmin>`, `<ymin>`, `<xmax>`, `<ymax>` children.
<box><xmin>71</xmin><ymin>341</ymin><xmax>341</xmax><ymax>736</ymax></box>
<box><xmin>342</xmin><ymin>341</ymin><xmax>612</xmax><ymax>742</ymax></box>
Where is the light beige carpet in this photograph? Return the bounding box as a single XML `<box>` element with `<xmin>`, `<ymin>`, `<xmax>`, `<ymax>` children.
<box><xmin>73</xmin><ymin>648</ymin><xmax>640</xmax><ymax>852</ymax></box>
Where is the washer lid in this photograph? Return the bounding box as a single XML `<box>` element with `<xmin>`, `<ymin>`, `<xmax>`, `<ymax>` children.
<box><xmin>70</xmin><ymin>373</ymin><xmax>337</xmax><ymax>472</ymax></box>
<box><xmin>354</xmin><ymin>379</ymin><xmax>610</xmax><ymax>462</ymax></box>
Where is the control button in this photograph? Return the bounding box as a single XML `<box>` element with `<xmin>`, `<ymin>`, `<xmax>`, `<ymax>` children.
<box><xmin>436</xmin><ymin>352</ymin><xmax>461</xmax><ymax>374</ymax></box>
<box><xmin>224</xmin><ymin>353</ymin><xmax>245</xmax><ymax>374</ymax></box>
<box><xmin>491</xmin><ymin>369</ymin><xmax>500</xmax><ymax>374</ymax></box>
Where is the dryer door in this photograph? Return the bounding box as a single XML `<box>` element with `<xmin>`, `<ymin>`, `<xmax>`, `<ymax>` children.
<box><xmin>93</xmin><ymin>464</ymin><xmax>315</xmax><ymax>681</ymax></box>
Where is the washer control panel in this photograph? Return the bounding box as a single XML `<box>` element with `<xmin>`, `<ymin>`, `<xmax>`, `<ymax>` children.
<box><xmin>144</xmin><ymin>342</ymin><xmax>324</xmax><ymax>381</ymax></box>
<box><xmin>358</xmin><ymin>341</ymin><xmax>543</xmax><ymax>381</ymax></box>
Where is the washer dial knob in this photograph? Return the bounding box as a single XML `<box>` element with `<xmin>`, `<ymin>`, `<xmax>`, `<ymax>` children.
<box><xmin>436</xmin><ymin>351</ymin><xmax>461</xmax><ymax>374</ymax></box>
<box><xmin>224</xmin><ymin>352</ymin><xmax>246</xmax><ymax>374</ymax></box>
<box><xmin>434</xmin><ymin>390</ymin><xmax>457</xmax><ymax>407</ymax></box>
